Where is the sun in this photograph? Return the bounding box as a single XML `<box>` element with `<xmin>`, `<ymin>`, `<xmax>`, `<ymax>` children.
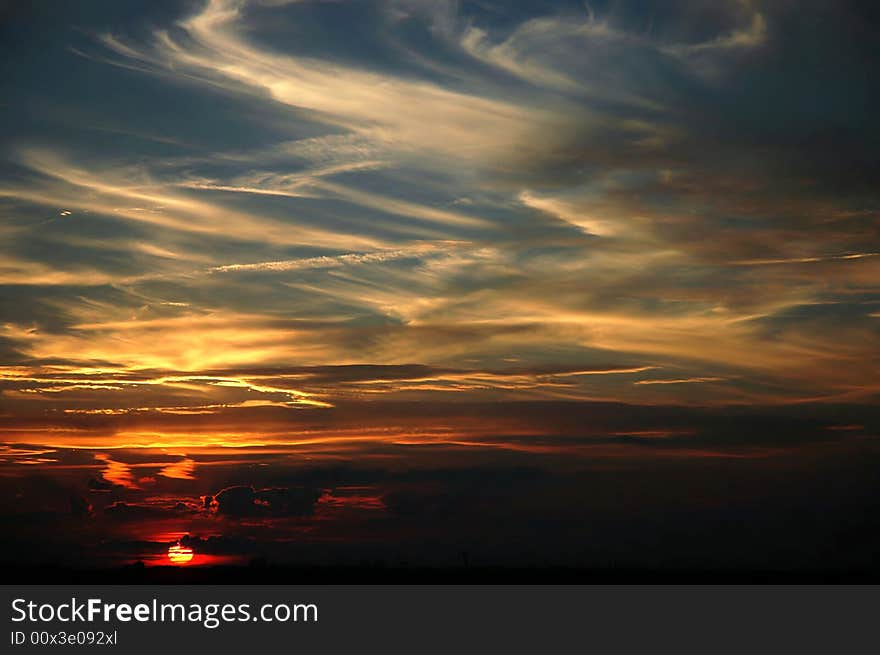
<box><xmin>167</xmin><ymin>543</ymin><xmax>194</xmax><ymax>564</ymax></box>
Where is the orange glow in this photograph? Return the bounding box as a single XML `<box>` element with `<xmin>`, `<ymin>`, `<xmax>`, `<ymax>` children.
<box><xmin>167</xmin><ymin>544</ymin><xmax>194</xmax><ymax>564</ymax></box>
<box><xmin>95</xmin><ymin>453</ymin><xmax>138</xmax><ymax>489</ymax></box>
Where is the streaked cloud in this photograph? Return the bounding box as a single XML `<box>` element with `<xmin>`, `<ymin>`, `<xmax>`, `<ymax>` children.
<box><xmin>1</xmin><ymin>0</ymin><xmax>878</xmax><ymax>434</ymax></box>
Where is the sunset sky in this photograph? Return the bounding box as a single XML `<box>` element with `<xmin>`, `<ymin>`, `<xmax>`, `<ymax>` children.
<box><xmin>1</xmin><ymin>0</ymin><xmax>879</xmax><ymax>572</ymax></box>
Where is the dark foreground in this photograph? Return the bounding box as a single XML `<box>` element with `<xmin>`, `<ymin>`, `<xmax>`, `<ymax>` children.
<box><xmin>4</xmin><ymin>564</ymin><xmax>880</xmax><ymax>585</ymax></box>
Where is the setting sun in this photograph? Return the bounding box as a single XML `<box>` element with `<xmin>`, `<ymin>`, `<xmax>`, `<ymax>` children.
<box><xmin>167</xmin><ymin>544</ymin><xmax>194</xmax><ymax>565</ymax></box>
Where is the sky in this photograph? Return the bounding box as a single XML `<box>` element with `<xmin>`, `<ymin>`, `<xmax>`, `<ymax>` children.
<box><xmin>1</xmin><ymin>0</ymin><xmax>879</xmax><ymax>572</ymax></box>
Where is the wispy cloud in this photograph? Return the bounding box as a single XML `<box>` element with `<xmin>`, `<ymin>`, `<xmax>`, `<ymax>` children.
<box><xmin>209</xmin><ymin>243</ymin><xmax>459</xmax><ymax>273</ymax></box>
<box><xmin>1</xmin><ymin>0</ymin><xmax>878</xmax><ymax>425</ymax></box>
<box><xmin>97</xmin><ymin>0</ymin><xmax>551</xmax><ymax>164</ymax></box>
